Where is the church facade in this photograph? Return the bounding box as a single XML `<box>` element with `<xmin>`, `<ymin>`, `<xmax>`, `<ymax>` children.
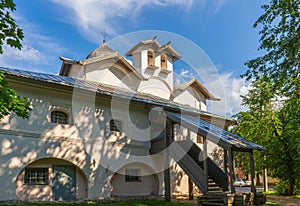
<box><xmin>0</xmin><ymin>38</ymin><xmax>264</xmax><ymax>201</ymax></box>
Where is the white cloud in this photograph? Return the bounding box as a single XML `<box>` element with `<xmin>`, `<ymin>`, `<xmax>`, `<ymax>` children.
<box><xmin>205</xmin><ymin>72</ymin><xmax>250</xmax><ymax>117</ymax></box>
<box><xmin>174</xmin><ymin>66</ymin><xmax>249</xmax><ymax>117</ymax></box>
<box><xmin>0</xmin><ymin>15</ymin><xmax>69</xmax><ymax>73</ymax></box>
<box><xmin>50</xmin><ymin>0</ymin><xmax>226</xmax><ymax>43</ymax></box>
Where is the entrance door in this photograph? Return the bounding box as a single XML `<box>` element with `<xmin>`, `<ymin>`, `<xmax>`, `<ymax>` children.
<box><xmin>52</xmin><ymin>165</ymin><xmax>76</xmax><ymax>201</ymax></box>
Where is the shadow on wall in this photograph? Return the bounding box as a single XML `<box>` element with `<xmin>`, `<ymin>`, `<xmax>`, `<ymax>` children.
<box><xmin>15</xmin><ymin>158</ymin><xmax>88</xmax><ymax>202</ymax></box>
<box><xmin>110</xmin><ymin>162</ymin><xmax>159</xmax><ymax>196</ymax></box>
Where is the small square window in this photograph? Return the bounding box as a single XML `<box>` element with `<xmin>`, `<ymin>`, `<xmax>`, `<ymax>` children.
<box><xmin>51</xmin><ymin>110</ymin><xmax>69</xmax><ymax>124</ymax></box>
<box><xmin>125</xmin><ymin>169</ymin><xmax>142</xmax><ymax>182</ymax></box>
<box><xmin>197</xmin><ymin>134</ymin><xmax>204</xmax><ymax>144</ymax></box>
<box><xmin>24</xmin><ymin>168</ymin><xmax>49</xmax><ymax>185</ymax></box>
<box><xmin>110</xmin><ymin>119</ymin><xmax>122</xmax><ymax>132</ymax></box>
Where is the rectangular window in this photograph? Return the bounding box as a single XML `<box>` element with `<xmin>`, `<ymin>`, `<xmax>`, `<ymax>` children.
<box><xmin>24</xmin><ymin>168</ymin><xmax>49</xmax><ymax>185</ymax></box>
<box><xmin>125</xmin><ymin>169</ymin><xmax>141</xmax><ymax>182</ymax></box>
<box><xmin>51</xmin><ymin>110</ymin><xmax>69</xmax><ymax>124</ymax></box>
<box><xmin>197</xmin><ymin>134</ymin><xmax>204</xmax><ymax>144</ymax></box>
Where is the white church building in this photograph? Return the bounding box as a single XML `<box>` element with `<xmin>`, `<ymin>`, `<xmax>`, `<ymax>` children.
<box><xmin>0</xmin><ymin>38</ymin><xmax>264</xmax><ymax>202</ymax></box>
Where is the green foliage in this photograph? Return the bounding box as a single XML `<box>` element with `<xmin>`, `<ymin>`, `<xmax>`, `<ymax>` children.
<box><xmin>242</xmin><ymin>0</ymin><xmax>300</xmax><ymax>96</ymax></box>
<box><xmin>0</xmin><ymin>0</ymin><xmax>31</xmax><ymax>120</ymax></box>
<box><xmin>0</xmin><ymin>71</ymin><xmax>31</xmax><ymax>119</ymax></box>
<box><xmin>237</xmin><ymin>0</ymin><xmax>300</xmax><ymax>196</ymax></box>
<box><xmin>0</xmin><ymin>0</ymin><xmax>24</xmax><ymax>54</ymax></box>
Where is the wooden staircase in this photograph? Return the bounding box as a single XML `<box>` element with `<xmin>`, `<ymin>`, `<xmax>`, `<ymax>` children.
<box><xmin>198</xmin><ymin>192</ymin><xmax>226</xmax><ymax>206</ymax></box>
<box><xmin>208</xmin><ymin>178</ymin><xmax>223</xmax><ymax>193</ymax></box>
<box><xmin>171</xmin><ymin>140</ymin><xmax>228</xmax><ymax>193</ymax></box>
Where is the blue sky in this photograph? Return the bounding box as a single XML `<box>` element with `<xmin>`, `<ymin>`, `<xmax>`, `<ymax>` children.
<box><xmin>0</xmin><ymin>0</ymin><xmax>268</xmax><ymax>116</ymax></box>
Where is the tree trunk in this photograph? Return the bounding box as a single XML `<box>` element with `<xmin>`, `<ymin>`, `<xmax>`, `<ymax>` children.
<box><xmin>288</xmin><ymin>178</ymin><xmax>295</xmax><ymax>195</ymax></box>
<box><xmin>256</xmin><ymin>173</ymin><xmax>260</xmax><ymax>185</ymax></box>
<box><xmin>262</xmin><ymin>168</ymin><xmax>268</xmax><ymax>192</ymax></box>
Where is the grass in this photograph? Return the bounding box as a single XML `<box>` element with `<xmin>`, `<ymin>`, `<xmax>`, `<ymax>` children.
<box><xmin>0</xmin><ymin>200</ymin><xmax>197</xmax><ymax>206</ymax></box>
<box><xmin>265</xmin><ymin>202</ymin><xmax>282</xmax><ymax>206</ymax></box>
<box><xmin>263</xmin><ymin>190</ymin><xmax>279</xmax><ymax>195</ymax></box>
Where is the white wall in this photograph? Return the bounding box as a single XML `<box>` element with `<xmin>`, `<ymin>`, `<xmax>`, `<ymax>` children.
<box><xmin>0</xmin><ymin>80</ymin><xmax>167</xmax><ymax>201</ymax></box>
<box><xmin>173</xmin><ymin>89</ymin><xmax>207</xmax><ymax>111</ymax></box>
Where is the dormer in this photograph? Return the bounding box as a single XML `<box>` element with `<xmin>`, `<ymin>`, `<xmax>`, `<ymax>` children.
<box><xmin>59</xmin><ymin>43</ymin><xmax>144</xmax><ymax>91</ymax></box>
<box><xmin>173</xmin><ymin>78</ymin><xmax>220</xmax><ymax>111</ymax></box>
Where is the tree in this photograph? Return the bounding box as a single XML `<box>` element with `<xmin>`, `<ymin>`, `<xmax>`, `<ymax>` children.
<box><xmin>238</xmin><ymin>0</ymin><xmax>300</xmax><ymax>195</ymax></box>
<box><xmin>0</xmin><ymin>0</ymin><xmax>23</xmax><ymax>53</ymax></box>
<box><xmin>0</xmin><ymin>0</ymin><xmax>31</xmax><ymax>119</ymax></box>
<box><xmin>234</xmin><ymin>78</ymin><xmax>281</xmax><ymax>190</ymax></box>
<box><xmin>242</xmin><ymin>0</ymin><xmax>299</xmax><ymax>96</ymax></box>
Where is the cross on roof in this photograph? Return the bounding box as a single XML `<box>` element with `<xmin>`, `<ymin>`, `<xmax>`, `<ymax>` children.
<box><xmin>100</xmin><ymin>30</ymin><xmax>109</xmax><ymax>44</ymax></box>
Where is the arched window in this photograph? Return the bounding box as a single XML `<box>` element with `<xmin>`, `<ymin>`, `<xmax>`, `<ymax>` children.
<box><xmin>147</xmin><ymin>50</ymin><xmax>155</xmax><ymax>67</ymax></box>
<box><xmin>110</xmin><ymin>119</ymin><xmax>122</xmax><ymax>132</ymax></box>
<box><xmin>51</xmin><ymin>110</ymin><xmax>69</xmax><ymax>124</ymax></box>
<box><xmin>160</xmin><ymin>53</ymin><xmax>167</xmax><ymax>69</ymax></box>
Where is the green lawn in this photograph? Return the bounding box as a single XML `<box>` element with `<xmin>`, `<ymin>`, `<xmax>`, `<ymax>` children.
<box><xmin>265</xmin><ymin>202</ymin><xmax>282</xmax><ymax>206</ymax></box>
<box><xmin>0</xmin><ymin>200</ymin><xmax>197</xmax><ymax>206</ymax></box>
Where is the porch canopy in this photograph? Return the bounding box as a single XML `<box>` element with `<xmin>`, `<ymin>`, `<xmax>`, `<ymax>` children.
<box><xmin>165</xmin><ymin>111</ymin><xmax>266</xmax><ymax>196</ymax></box>
<box><xmin>166</xmin><ymin>111</ymin><xmax>266</xmax><ymax>152</ymax></box>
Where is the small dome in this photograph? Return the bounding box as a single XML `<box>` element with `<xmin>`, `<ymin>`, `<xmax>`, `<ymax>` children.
<box><xmin>86</xmin><ymin>43</ymin><xmax>116</xmax><ymax>59</ymax></box>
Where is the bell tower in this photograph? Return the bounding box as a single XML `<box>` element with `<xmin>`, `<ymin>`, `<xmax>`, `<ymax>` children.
<box><xmin>125</xmin><ymin>38</ymin><xmax>181</xmax><ymax>95</ymax></box>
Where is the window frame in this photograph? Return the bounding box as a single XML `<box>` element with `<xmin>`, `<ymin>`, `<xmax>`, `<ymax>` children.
<box><xmin>110</xmin><ymin>119</ymin><xmax>122</xmax><ymax>133</ymax></box>
<box><xmin>50</xmin><ymin>110</ymin><xmax>69</xmax><ymax>124</ymax></box>
<box><xmin>197</xmin><ymin>134</ymin><xmax>204</xmax><ymax>144</ymax></box>
<box><xmin>147</xmin><ymin>50</ymin><xmax>155</xmax><ymax>67</ymax></box>
<box><xmin>24</xmin><ymin>168</ymin><xmax>49</xmax><ymax>185</ymax></box>
<box><xmin>160</xmin><ymin>53</ymin><xmax>167</xmax><ymax>69</ymax></box>
<box><xmin>125</xmin><ymin>168</ymin><xmax>142</xmax><ymax>182</ymax></box>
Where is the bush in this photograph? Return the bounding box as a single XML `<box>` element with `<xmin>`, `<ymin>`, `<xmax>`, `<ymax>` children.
<box><xmin>275</xmin><ymin>181</ymin><xmax>288</xmax><ymax>195</ymax></box>
<box><xmin>275</xmin><ymin>180</ymin><xmax>300</xmax><ymax>195</ymax></box>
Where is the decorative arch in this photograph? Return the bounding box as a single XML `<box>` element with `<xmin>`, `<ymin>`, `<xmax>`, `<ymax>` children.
<box><xmin>148</xmin><ymin>76</ymin><xmax>172</xmax><ymax>92</ymax></box>
<box><xmin>16</xmin><ymin>157</ymin><xmax>88</xmax><ymax>202</ymax></box>
<box><xmin>110</xmin><ymin>162</ymin><xmax>159</xmax><ymax>196</ymax></box>
<box><xmin>138</xmin><ymin>76</ymin><xmax>172</xmax><ymax>99</ymax></box>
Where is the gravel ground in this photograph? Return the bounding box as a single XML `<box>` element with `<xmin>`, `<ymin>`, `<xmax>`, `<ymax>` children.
<box><xmin>266</xmin><ymin>195</ymin><xmax>300</xmax><ymax>206</ymax></box>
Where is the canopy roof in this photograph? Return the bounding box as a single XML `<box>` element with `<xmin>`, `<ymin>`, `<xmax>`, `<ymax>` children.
<box><xmin>166</xmin><ymin>112</ymin><xmax>266</xmax><ymax>151</ymax></box>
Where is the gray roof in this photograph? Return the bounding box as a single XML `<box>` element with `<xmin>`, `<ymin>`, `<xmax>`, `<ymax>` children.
<box><xmin>0</xmin><ymin>67</ymin><xmax>265</xmax><ymax>151</ymax></box>
<box><xmin>86</xmin><ymin>43</ymin><xmax>116</xmax><ymax>59</ymax></box>
<box><xmin>167</xmin><ymin>112</ymin><xmax>266</xmax><ymax>151</ymax></box>
<box><xmin>0</xmin><ymin>67</ymin><xmax>229</xmax><ymax>120</ymax></box>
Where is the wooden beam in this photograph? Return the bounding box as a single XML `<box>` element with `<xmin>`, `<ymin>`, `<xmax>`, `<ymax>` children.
<box><xmin>164</xmin><ymin>119</ymin><xmax>172</xmax><ymax>202</ymax></box>
<box><xmin>228</xmin><ymin>148</ymin><xmax>235</xmax><ymax>193</ymax></box>
<box><xmin>203</xmin><ymin>137</ymin><xmax>208</xmax><ymax>194</ymax></box>
<box><xmin>188</xmin><ymin>177</ymin><xmax>194</xmax><ymax>200</ymax></box>
<box><xmin>249</xmin><ymin>150</ymin><xmax>256</xmax><ymax>195</ymax></box>
<box><xmin>224</xmin><ymin>148</ymin><xmax>229</xmax><ymax>191</ymax></box>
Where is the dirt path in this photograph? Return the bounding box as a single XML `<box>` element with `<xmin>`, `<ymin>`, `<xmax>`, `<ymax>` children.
<box><xmin>267</xmin><ymin>195</ymin><xmax>300</xmax><ymax>206</ymax></box>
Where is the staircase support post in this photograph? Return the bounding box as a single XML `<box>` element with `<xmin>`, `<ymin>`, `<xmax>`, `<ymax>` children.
<box><xmin>249</xmin><ymin>150</ymin><xmax>256</xmax><ymax>195</ymax></box>
<box><xmin>188</xmin><ymin>177</ymin><xmax>194</xmax><ymax>200</ymax></box>
<box><xmin>224</xmin><ymin>148</ymin><xmax>229</xmax><ymax>191</ymax></box>
<box><xmin>228</xmin><ymin>148</ymin><xmax>235</xmax><ymax>193</ymax></box>
<box><xmin>203</xmin><ymin>137</ymin><xmax>208</xmax><ymax>194</ymax></box>
<box><xmin>164</xmin><ymin>119</ymin><xmax>172</xmax><ymax>202</ymax></box>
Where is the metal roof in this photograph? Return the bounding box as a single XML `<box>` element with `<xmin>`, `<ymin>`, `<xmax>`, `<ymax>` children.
<box><xmin>0</xmin><ymin>67</ymin><xmax>265</xmax><ymax>151</ymax></box>
<box><xmin>0</xmin><ymin>67</ymin><xmax>234</xmax><ymax>123</ymax></box>
<box><xmin>166</xmin><ymin>112</ymin><xmax>266</xmax><ymax>151</ymax></box>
